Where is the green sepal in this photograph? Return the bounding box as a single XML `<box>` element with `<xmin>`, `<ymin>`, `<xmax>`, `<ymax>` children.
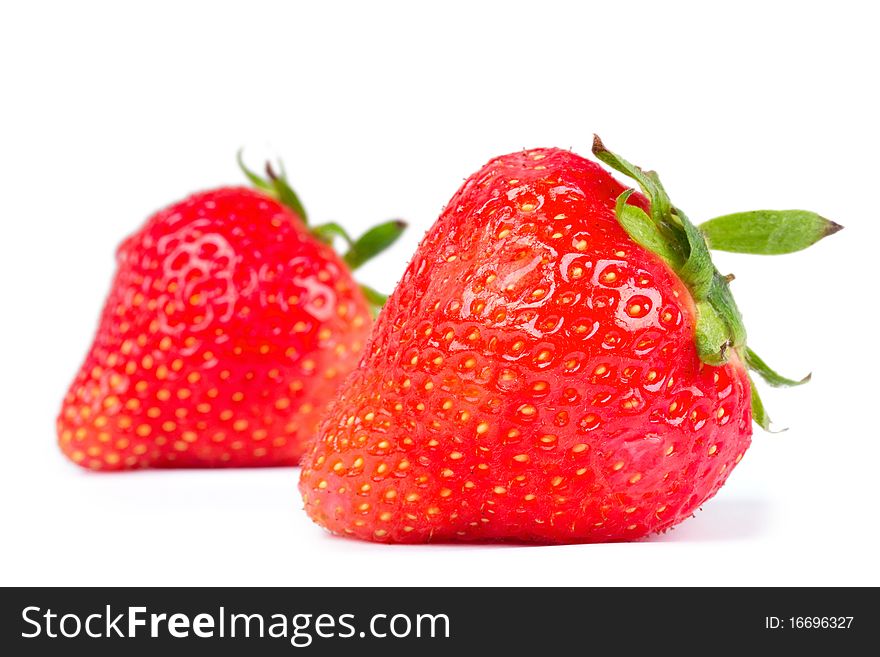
<box><xmin>694</xmin><ymin>300</ymin><xmax>731</xmax><ymax>366</ymax></box>
<box><xmin>311</xmin><ymin>222</ymin><xmax>355</xmax><ymax>248</ymax></box>
<box><xmin>707</xmin><ymin>275</ymin><xmax>747</xmax><ymax>349</ymax></box>
<box><xmin>594</xmin><ymin>136</ymin><xmax>685</xmax><ymax>254</ymax></box>
<box><xmin>592</xmin><ymin>135</ymin><xmax>833</xmax><ymax>432</ymax></box>
<box><xmin>597</xmin><ymin>137</ymin><xmax>748</xmax><ymax>364</ymax></box>
<box><xmin>744</xmin><ymin>347</ymin><xmax>811</xmax><ymax>387</ymax></box>
<box><xmin>699</xmin><ymin>210</ymin><xmax>842</xmax><ymax>255</ymax></box>
<box><xmin>615</xmin><ymin>190</ymin><xmax>683</xmax><ymax>268</ymax></box>
<box><xmin>593</xmin><ymin>135</ymin><xmax>669</xmax><ymax>223</ymax></box>
<box><xmin>748</xmin><ymin>373</ymin><xmax>772</xmax><ymax>431</ymax></box>
<box><xmin>359</xmin><ymin>284</ymin><xmax>388</xmax><ymax>317</ymax></box>
<box><xmin>747</xmin><ymin>373</ymin><xmax>788</xmax><ymax>433</ymax></box>
<box><xmin>677</xmin><ymin>207</ymin><xmax>716</xmax><ymax>300</ymax></box>
<box><xmin>237</xmin><ymin>150</ymin><xmax>308</xmax><ymax>224</ymax></box>
<box><xmin>265</xmin><ymin>162</ymin><xmax>308</xmax><ymax>225</ymax></box>
<box><xmin>344</xmin><ymin>220</ymin><xmax>407</xmax><ymax>271</ymax></box>
<box><xmin>237</xmin><ymin>149</ymin><xmax>273</xmax><ymax>193</ymax></box>
<box><xmin>238</xmin><ymin>151</ymin><xmax>406</xmax><ymax>308</ymax></box>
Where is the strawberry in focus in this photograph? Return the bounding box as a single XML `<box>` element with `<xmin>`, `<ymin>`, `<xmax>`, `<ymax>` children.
<box><xmin>58</xmin><ymin>159</ymin><xmax>405</xmax><ymax>470</ymax></box>
<box><xmin>299</xmin><ymin>139</ymin><xmax>839</xmax><ymax>542</ymax></box>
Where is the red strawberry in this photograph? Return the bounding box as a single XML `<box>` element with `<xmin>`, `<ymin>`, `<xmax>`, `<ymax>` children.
<box><xmin>58</xmin><ymin>157</ymin><xmax>405</xmax><ymax>470</ymax></box>
<box><xmin>299</xmin><ymin>138</ymin><xmax>839</xmax><ymax>543</ymax></box>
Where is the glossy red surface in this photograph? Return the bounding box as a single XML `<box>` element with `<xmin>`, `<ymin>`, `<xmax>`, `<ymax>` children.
<box><xmin>300</xmin><ymin>148</ymin><xmax>752</xmax><ymax>543</ymax></box>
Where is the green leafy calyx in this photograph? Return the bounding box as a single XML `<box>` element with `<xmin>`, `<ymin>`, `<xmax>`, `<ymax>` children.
<box><xmin>591</xmin><ymin>135</ymin><xmax>841</xmax><ymax>430</ymax></box>
<box><xmin>237</xmin><ymin>151</ymin><xmax>406</xmax><ymax>314</ymax></box>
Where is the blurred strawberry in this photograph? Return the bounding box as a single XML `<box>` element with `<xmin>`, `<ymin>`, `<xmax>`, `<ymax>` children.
<box><xmin>58</xmin><ymin>156</ymin><xmax>405</xmax><ymax>470</ymax></box>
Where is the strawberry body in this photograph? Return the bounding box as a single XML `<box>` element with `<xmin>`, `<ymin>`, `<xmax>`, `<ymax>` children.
<box><xmin>299</xmin><ymin>148</ymin><xmax>752</xmax><ymax>542</ymax></box>
<box><xmin>59</xmin><ymin>187</ymin><xmax>373</xmax><ymax>469</ymax></box>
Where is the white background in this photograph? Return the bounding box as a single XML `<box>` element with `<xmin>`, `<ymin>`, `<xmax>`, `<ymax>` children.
<box><xmin>2</xmin><ymin>0</ymin><xmax>878</xmax><ymax>586</ymax></box>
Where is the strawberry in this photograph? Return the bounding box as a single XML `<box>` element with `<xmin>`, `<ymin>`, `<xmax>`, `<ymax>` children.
<box><xmin>299</xmin><ymin>138</ymin><xmax>840</xmax><ymax>543</ymax></box>
<box><xmin>58</xmin><ymin>157</ymin><xmax>405</xmax><ymax>470</ymax></box>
